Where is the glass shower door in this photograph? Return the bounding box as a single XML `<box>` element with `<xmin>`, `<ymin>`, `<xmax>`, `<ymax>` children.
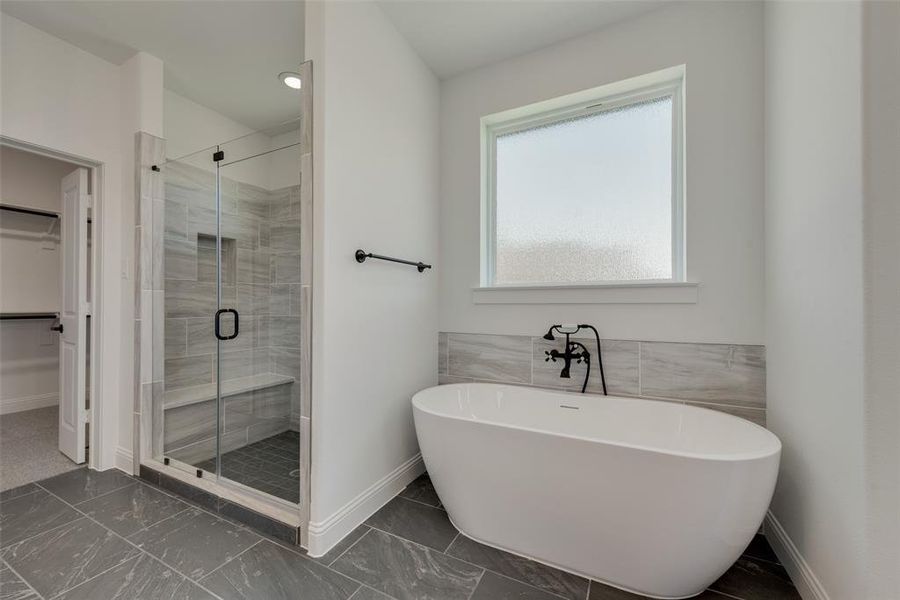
<box><xmin>152</xmin><ymin>61</ymin><xmax>310</xmax><ymax>512</ymax></box>
<box><xmin>159</xmin><ymin>146</ymin><xmax>228</xmax><ymax>477</ymax></box>
<box><xmin>210</xmin><ymin>127</ymin><xmax>303</xmax><ymax>504</ymax></box>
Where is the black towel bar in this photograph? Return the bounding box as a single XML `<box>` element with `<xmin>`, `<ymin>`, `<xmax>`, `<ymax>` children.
<box><xmin>355</xmin><ymin>249</ymin><xmax>432</xmax><ymax>273</ymax></box>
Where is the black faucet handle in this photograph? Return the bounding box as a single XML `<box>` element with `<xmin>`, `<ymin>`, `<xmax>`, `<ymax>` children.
<box><xmin>544</xmin><ymin>350</ymin><xmax>557</xmax><ymax>363</ymax></box>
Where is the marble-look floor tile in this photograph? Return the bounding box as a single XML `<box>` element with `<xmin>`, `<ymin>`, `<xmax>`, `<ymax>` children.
<box><xmin>0</xmin><ymin>561</ymin><xmax>38</xmax><ymax>600</ymax></box>
<box><xmin>365</xmin><ymin>497</ymin><xmax>457</xmax><ymax>552</ymax></box>
<box><xmin>709</xmin><ymin>557</ymin><xmax>801</xmax><ymax>600</ymax></box>
<box><xmin>129</xmin><ymin>508</ymin><xmax>260</xmax><ymax>579</ymax></box>
<box><xmin>78</xmin><ymin>482</ymin><xmax>190</xmax><ymax>537</ymax></box>
<box><xmin>640</xmin><ymin>342</ymin><xmax>766</xmax><ymax>407</ymax></box>
<box><xmin>587</xmin><ymin>580</ymin><xmax>651</xmax><ymax>599</ymax></box>
<box><xmin>349</xmin><ymin>585</ymin><xmax>394</xmax><ymax>600</ymax></box>
<box><xmin>399</xmin><ymin>474</ymin><xmax>441</xmax><ymax>508</ymax></box>
<box><xmin>332</xmin><ymin>529</ymin><xmax>483</xmax><ymax>600</ymax></box>
<box><xmin>54</xmin><ymin>553</ymin><xmax>215</xmax><ymax>600</ymax></box>
<box><xmin>588</xmin><ymin>581</ymin><xmax>731</xmax><ymax>600</ymax></box>
<box><xmin>38</xmin><ymin>467</ymin><xmax>134</xmax><ymax>505</ymax></box>
<box><xmin>201</xmin><ymin>540</ymin><xmax>358</xmax><ymax>600</ymax></box>
<box><xmin>313</xmin><ymin>524</ymin><xmax>371</xmax><ymax>566</ymax></box>
<box><xmin>471</xmin><ymin>571</ymin><xmax>563</xmax><ymax>600</ymax></box>
<box><xmin>0</xmin><ymin>489</ymin><xmax>81</xmax><ymax>548</ymax></box>
<box><xmin>446</xmin><ymin>535</ymin><xmax>589</xmax><ymax>600</ymax></box>
<box><xmin>1</xmin><ymin>517</ymin><xmax>140</xmax><ymax>598</ymax></box>
<box><xmin>447</xmin><ymin>333</ymin><xmax>532</xmax><ymax>383</ymax></box>
<box><xmin>0</xmin><ymin>484</ymin><xmax>40</xmax><ymax>503</ymax></box>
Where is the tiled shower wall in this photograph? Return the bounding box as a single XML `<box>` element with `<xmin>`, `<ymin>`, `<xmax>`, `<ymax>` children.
<box><xmin>161</xmin><ymin>160</ymin><xmax>304</xmax><ymax>460</ymax></box>
<box><xmin>438</xmin><ymin>332</ymin><xmax>766</xmax><ymax>426</ymax></box>
<box><xmin>134</xmin><ymin>123</ymin><xmax>312</xmax><ymax>472</ymax></box>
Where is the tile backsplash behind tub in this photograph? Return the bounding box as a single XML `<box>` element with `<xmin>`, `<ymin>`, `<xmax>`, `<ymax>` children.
<box><xmin>438</xmin><ymin>332</ymin><xmax>766</xmax><ymax>426</ymax></box>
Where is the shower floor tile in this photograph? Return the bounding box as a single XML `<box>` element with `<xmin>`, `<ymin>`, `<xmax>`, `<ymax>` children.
<box><xmin>195</xmin><ymin>430</ymin><xmax>300</xmax><ymax>504</ymax></box>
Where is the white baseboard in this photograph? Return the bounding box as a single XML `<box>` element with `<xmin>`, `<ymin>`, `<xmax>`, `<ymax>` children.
<box><xmin>307</xmin><ymin>453</ymin><xmax>425</xmax><ymax>558</ymax></box>
<box><xmin>0</xmin><ymin>393</ymin><xmax>58</xmax><ymax>415</ymax></box>
<box><xmin>114</xmin><ymin>446</ymin><xmax>134</xmax><ymax>475</ymax></box>
<box><xmin>765</xmin><ymin>511</ymin><xmax>830</xmax><ymax>600</ymax></box>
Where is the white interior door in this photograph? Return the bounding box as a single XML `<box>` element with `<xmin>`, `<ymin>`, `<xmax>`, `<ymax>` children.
<box><xmin>58</xmin><ymin>168</ymin><xmax>89</xmax><ymax>463</ymax></box>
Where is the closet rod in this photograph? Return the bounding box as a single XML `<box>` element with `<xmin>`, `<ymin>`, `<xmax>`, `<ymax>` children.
<box><xmin>0</xmin><ymin>313</ymin><xmax>59</xmax><ymax>321</ymax></box>
<box><xmin>0</xmin><ymin>204</ymin><xmax>59</xmax><ymax>219</ymax></box>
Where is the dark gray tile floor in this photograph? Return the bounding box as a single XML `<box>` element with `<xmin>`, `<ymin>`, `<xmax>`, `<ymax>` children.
<box><xmin>0</xmin><ymin>469</ymin><xmax>800</xmax><ymax>600</ymax></box>
<box><xmin>195</xmin><ymin>431</ymin><xmax>300</xmax><ymax>504</ymax></box>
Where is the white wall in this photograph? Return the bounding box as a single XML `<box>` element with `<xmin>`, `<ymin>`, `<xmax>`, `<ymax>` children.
<box><xmin>764</xmin><ymin>2</ymin><xmax>868</xmax><ymax>597</ymax></box>
<box><xmin>304</xmin><ymin>0</ymin><xmax>439</xmax><ymax>553</ymax></box>
<box><xmin>0</xmin><ymin>147</ymin><xmax>75</xmax><ymax>312</ymax></box>
<box><xmin>862</xmin><ymin>3</ymin><xmax>900</xmax><ymax>595</ymax></box>
<box><xmin>1</xmin><ymin>13</ymin><xmax>163</xmax><ymax>470</ymax></box>
<box><xmin>439</xmin><ymin>1</ymin><xmax>764</xmax><ymax>344</ymax></box>
<box><xmin>268</xmin><ymin>129</ymin><xmax>302</xmax><ymax>190</ymax></box>
<box><xmin>0</xmin><ymin>146</ymin><xmax>77</xmax><ymax>213</ymax></box>
<box><xmin>164</xmin><ymin>89</ymin><xmax>300</xmax><ymax>191</ymax></box>
<box><xmin>0</xmin><ymin>148</ymin><xmax>78</xmax><ymax>413</ymax></box>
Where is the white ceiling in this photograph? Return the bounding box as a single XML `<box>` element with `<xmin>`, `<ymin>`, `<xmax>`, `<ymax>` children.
<box><xmin>1</xmin><ymin>0</ymin><xmax>665</xmax><ymax>129</ymax></box>
<box><xmin>0</xmin><ymin>0</ymin><xmax>306</xmax><ymax>132</ymax></box>
<box><xmin>377</xmin><ymin>0</ymin><xmax>666</xmax><ymax>79</ymax></box>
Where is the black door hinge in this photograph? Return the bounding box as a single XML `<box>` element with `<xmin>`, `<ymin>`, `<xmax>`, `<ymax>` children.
<box><xmin>213</xmin><ymin>150</ymin><xmax>224</xmax><ymax>162</ymax></box>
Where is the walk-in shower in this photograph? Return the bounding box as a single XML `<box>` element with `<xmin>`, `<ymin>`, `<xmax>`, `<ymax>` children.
<box><xmin>136</xmin><ymin>62</ymin><xmax>311</xmax><ymax>536</ymax></box>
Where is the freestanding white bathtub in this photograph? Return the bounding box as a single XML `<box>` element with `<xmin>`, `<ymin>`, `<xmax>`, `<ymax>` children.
<box><xmin>412</xmin><ymin>383</ymin><xmax>781</xmax><ymax>599</ymax></box>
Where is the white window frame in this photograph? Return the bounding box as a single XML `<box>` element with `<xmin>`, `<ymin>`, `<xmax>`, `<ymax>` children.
<box><xmin>479</xmin><ymin>66</ymin><xmax>687</xmax><ymax>295</ymax></box>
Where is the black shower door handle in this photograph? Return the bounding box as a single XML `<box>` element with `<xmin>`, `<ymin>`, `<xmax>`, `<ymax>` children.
<box><xmin>215</xmin><ymin>308</ymin><xmax>239</xmax><ymax>341</ymax></box>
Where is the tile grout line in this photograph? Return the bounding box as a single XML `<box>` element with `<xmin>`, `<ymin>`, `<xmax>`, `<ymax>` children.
<box><xmin>0</xmin><ymin>507</ymin><xmax>87</xmax><ymax>551</ymax></box>
<box><xmin>396</xmin><ymin>494</ymin><xmax>445</xmax><ymax>512</ymax></box>
<box><xmin>0</xmin><ymin>485</ymin><xmax>44</xmax><ymax>503</ymax></box>
<box><xmin>445</xmin><ymin>531</ymin><xmax>461</xmax><ymax>553</ymax></box>
<box><xmin>33</xmin><ymin>482</ymin><xmax>228</xmax><ymax>600</ymax></box>
<box><xmin>1</xmin><ymin>557</ymin><xmax>46</xmax><ymax>600</ymax></box>
<box><xmin>464</xmin><ymin>568</ymin><xmax>486</xmax><ymax>600</ymax></box>
<box><xmin>44</xmin><ymin>554</ymin><xmax>145</xmax><ymax>600</ymax></box>
<box><xmin>70</xmin><ymin>480</ymin><xmax>140</xmax><ymax>508</ymax></box>
<box><xmin>192</xmin><ymin>538</ymin><xmax>263</xmax><ymax>583</ymax></box>
<box><xmin>327</xmin><ymin>526</ymin><xmax>374</xmax><ymax>568</ymax></box>
<box><xmin>121</xmin><ymin>505</ymin><xmax>196</xmax><ymax>540</ymax></box>
<box><xmin>706</xmin><ymin>590</ymin><xmax>747</xmax><ymax>600</ymax></box>
<box><xmin>362</xmin><ymin>524</ymin><xmax>574</xmax><ymax>600</ymax></box>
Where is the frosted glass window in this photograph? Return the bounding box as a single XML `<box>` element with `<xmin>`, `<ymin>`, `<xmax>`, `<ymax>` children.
<box><xmin>491</xmin><ymin>94</ymin><xmax>678</xmax><ymax>285</ymax></box>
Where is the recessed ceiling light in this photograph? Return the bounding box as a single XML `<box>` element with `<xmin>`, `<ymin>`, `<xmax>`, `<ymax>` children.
<box><xmin>279</xmin><ymin>71</ymin><xmax>302</xmax><ymax>90</ymax></box>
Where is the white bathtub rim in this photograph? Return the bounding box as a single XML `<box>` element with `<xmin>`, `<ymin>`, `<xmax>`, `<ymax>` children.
<box><xmin>413</xmin><ymin>383</ymin><xmax>781</xmax><ymax>463</ymax></box>
<box><xmin>445</xmin><ymin>514</ymin><xmax>709</xmax><ymax>600</ymax></box>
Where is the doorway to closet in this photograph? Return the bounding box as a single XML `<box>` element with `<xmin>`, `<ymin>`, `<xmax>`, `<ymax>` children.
<box><xmin>0</xmin><ymin>143</ymin><xmax>96</xmax><ymax>492</ymax></box>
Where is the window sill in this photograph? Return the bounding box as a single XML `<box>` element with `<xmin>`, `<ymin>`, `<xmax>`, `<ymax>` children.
<box><xmin>472</xmin><ymin>281</ymin><xmax>699</xmax><ymax>305</ymax></box>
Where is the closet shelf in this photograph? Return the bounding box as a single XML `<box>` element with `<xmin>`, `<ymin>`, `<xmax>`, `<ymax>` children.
<box><xmin>0</xmin><ymin>203</ymin><xmax>59</xmax><ymax>219</ymax></box>
<box><xmin>0</xmin><ymin>312</ymin><xmax>59</xmax><ymax>320</ymax></box>
<box><xmin>163</xmin><ymin>373</ymin><xmax>295</xmax><ymax>410</ymax></box>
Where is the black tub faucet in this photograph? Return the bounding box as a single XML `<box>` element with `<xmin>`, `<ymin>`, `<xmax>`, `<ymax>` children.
<box><xmin>542</xmin><ymin>324</ymin><xmax>608</xmax><ymax>395</ymax></box>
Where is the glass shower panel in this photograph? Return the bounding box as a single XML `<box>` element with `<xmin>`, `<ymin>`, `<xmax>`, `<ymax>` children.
<box><xmin>213</xmin><ymin>132</ymin><xmax>303</xmax><ymax>504</ymax></box>
<box><xmin>158</xmin><ymin>146</ymin><xmax>225</xmax><ymax>476</ymax></box>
